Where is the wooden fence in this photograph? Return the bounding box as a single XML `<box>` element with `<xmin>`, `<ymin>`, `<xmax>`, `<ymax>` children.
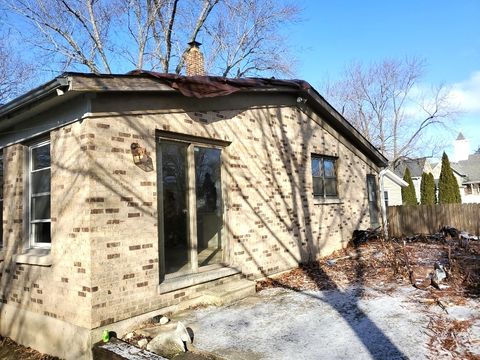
<box><xmin>387</xmin><ymin>204</ymin><xmax>480</xmax><ymax>237</ymax></box>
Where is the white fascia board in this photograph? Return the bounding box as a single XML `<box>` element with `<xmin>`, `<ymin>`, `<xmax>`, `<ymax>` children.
<box><xmin>384</xmin><ymin>169</ymin><xmax>409</xmax><ymax>187</ymax></box>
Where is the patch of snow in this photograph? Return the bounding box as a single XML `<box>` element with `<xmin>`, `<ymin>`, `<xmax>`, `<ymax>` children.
<box><xmin>183</xmin><ymin>286</ymin><xmax>431</xmax><ymax>360</ymax></box>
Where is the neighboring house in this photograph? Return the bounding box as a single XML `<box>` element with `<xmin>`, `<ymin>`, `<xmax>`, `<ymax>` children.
<box><xmin>387</xmin><ymin>157</ymin><xmax>433</xmax><ymax>205</ymax></box>
<box><xmin>379</xmin><ymin>169</ymin><xmax>408</xmax><ymax>238</ymax></box>
<box><xmin>0</xmin><ymin>69</ymin><xmax>387</xmax><ymax>358</ymax></box>
<box><xmin>381</xmin><ymin>170</ymin><xmax>408</xmax><ymax>208</ymax></box>
<box><xmin>452</xmin><ymin>154</ymin><xmax>480</xmax><ymax>203</ymax></box>
<box><xmin>431</xmin><ymin>133</ymin><xmax>480</xmax><ymax>204</ymax></box>
<box><xmin>431</xmin><ymin>155</ymin><xmax>480</xmax><ymax>204</ymax></box>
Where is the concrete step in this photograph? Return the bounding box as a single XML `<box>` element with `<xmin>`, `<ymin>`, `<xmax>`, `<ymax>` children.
<box><xmin>202</xmin><ymin>278</ymin><xmax>256</xmax><ymax>306</ymax></box>
<box><xmin>150</xmin><ymin>277</ymin><xmax>253</xmax><ymax>316</ymax></box>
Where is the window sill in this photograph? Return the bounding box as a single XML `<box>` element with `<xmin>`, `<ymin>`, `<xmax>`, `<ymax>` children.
<box><xmin>158</xmin><ymin>266</ymin><xmax>240</xmax><ymax>294</ymax></box>
<box><xmin>14</xmin><ymin>249</ymin><xmax>52</xmax><ymax>267</ymax></box>
<box><xmin>313</xmin><ymin>197</ymin><xmax>343</xmax><ymax>205</ymax></box>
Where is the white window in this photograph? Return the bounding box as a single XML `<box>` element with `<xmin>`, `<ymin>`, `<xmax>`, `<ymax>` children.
<box><xmin>29</xmin><ymin>141</ymin><xmax>51</xmax><ymax>247</ymax></box>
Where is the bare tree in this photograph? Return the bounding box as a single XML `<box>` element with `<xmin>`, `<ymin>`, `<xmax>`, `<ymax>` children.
<box><xmin>5</xmin><ymin>0</ymin><xmax>299</xmax><ymax>77</ymax></box>
<box><xmin>6</xmin><ymin>0</ymin><xmax>115</xmax><ymax>74</ymax></box>
<box><xmin>205</xmin><ymin>0</ymin><xmax>297</xmax><ymax>77</ymax></box>
<box><xmin>0</xmin><ymin>37</ymin><xmax>34</xmax><ymax>104</ymax></box>
<box><xmin>323</xmin><ymin>58</ymin><xmax>457</xmax><ymax>162</ymax></box>
<box><xmin>119</xmin><ymin>0</ymin><xmax>162</xmax><ymax>70</ymax></box>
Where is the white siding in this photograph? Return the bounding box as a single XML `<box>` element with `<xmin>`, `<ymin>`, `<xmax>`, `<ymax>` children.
<box><xmin>384</xmin><ymin>177</ymin><xmax>403</xmax><ymax>206</ymax></box>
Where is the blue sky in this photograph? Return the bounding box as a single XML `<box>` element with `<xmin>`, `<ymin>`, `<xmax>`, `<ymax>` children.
<box><xmin>287</xmin><ymin>0</ymin><xmax>480</xmax><ymax>157</ymax></box>
<box><xmin>3</xmin><ymin>1</ymin><xmax>478</xmax><ymax>157</ymax></box>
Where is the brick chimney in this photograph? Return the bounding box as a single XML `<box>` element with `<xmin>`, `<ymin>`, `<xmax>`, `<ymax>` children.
<box><xmin>185</xmin><ymin>41</ymin><xmax>205</xmax><ymax>76</ymax></box>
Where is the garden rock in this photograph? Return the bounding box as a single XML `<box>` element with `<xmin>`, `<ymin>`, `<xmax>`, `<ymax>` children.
<box><xmin>146</xmin><ymin>322</ymin><xmax>191</xmax><ymax>358</ymax></box>
<box><xmin>431</xmin><ymin>262</ymin><xmax>447</xmax><ymax>289</ymax></box>
<box><xmin>137</xmin><ymin>338</ymin><xmax>148</xmax><ymax>348</ymax></box>
<box><xmin>152</xmin><ymin>314</ymin><xmax>170</xmax><ymax>325</ymax></box>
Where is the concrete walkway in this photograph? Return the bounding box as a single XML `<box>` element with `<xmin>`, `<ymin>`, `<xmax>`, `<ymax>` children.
<box><xmin>179</xmin><ymin>286</ymin><xmax>479</xmax><ymax>360</ymax></box>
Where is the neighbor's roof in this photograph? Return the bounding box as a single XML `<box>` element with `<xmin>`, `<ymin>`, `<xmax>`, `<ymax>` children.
<box><xmin>392</xmin><ymin>157</ymin><xmax>428</xmax><ymax>178</ymax></box>
<box><xmin>452</xmin><ymin>154</ymin><xmax>480</xmax><ymax>183</ymax></box>
<box><xmin>0</xmin><ymin>71</ymin><xmax>388</xmax><ymax>167</ymax></box>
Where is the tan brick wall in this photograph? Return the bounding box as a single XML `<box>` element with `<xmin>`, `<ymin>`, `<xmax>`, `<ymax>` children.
<box><xmin>1</xmin><ymin>145</ymin><xmax>27</xmax><ymax>305</ymax></box>
<box><xmin>0</xmin><ymin>121</ymin><xmax>94</xmax><ymax>329</ymax></box>
<box><xmin>79</xmin><ymin>104</ymin><xmax>378</xmax><ymax>327</ymax></box>
<box><xmin>1</xmin><ymin>100</ymin><xmax>379</xmax><ymax>332</ymax></box>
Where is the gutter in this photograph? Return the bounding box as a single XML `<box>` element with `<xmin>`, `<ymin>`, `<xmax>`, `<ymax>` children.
<box><xmin>0</xmin><ymin>76</ymin><xmax>70</xmax><ymax>131</ymax></box>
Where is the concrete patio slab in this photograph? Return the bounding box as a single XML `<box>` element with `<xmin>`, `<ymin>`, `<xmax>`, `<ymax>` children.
<box><xmin>178</xmin><ymin>285</ymin><xmax>479</xmax><ymax>360</ymax></box>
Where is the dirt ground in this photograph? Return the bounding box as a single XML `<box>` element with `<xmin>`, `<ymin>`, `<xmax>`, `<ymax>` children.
<box><xmin>0</xmin><ymin>337</ymin><xmax>59</xmax><ymax>360</ymax></box>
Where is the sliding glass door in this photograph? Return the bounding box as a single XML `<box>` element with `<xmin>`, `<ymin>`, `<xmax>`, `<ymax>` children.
<box><xmin>157</xmin><ymin>138</ymin><xmax>224</xmax><ymax>280</ymax></box>
<box><xmin>194</xmin><ymin>147</ymin><xmax>223</xmax><ymax>267</ymax></box>
<box><xmin>159</xmin><ymin>141</ymin><xmax>190</xmax><ymax>275</ymax></box>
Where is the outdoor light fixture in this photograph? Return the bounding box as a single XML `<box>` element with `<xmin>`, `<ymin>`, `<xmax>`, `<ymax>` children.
<box><xmin>131</xmin><ymin>142</ymin><xmax>154</xmax><ymax>172</ymax></box>
<box><xmin>131</xmin><ymin>142</ymin><xmax>147</xmax><ymax>164</ymax></box>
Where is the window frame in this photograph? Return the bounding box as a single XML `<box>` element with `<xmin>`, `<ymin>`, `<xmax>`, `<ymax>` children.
<box><xmin>156</xmin><ymin>132</ymin><xmax>228</xmax><ymax>283</ymax></box>
<box><xmin>28</xmin><ymin>139</ymin><xmax>51</xmax><ymax>249</ymax></box>
<box><xmin>465</xmin><ymin>184</ymin><xmax>471</xmax><ymax>195</ymax></box>
<box><xmin>311</xmin><ymin>155</ymin><xmax>338</xmax><ymax>199</ymax></box>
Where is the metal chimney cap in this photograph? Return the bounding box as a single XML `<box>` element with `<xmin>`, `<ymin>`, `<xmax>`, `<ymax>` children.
<box><xmin>188</xmin><ymin>41</ymin><xmax>202</xmax><ymax>48</ymax></box>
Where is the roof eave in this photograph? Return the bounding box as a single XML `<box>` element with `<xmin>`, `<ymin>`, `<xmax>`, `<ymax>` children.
<box><xmin>0</xmin><ymin>77</ymin><xmax>70</xmax><ymax>120</ymax></box>
<box><xmin>383</xmin><ymin>169</ymin><xmax>409</xmax><ymax>187</ymax></box>
<box><xmin>0</xmin><ymin>73</ymin><xmax>390</xmax><ymax>169</ymax></box>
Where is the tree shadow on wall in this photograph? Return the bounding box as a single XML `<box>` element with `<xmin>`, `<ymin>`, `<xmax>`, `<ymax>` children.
<box><xmin>0</xmin><ymin>95</ymin><xmax>407</xmax><ymax>359</ymax></box>
<box><xmin>221</xmin><ymin>105</ymin><xmax>407</xmax><ymax>359</ymax></box>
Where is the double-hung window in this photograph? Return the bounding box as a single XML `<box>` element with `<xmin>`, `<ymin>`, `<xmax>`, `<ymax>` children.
<box><xmin>311</xmin><ymin>155</ymin><xmax>338</xmax><ymax>198</ymax></box>
<box><xmin>29</xmin><ymin>141</ymin><xmax>51</xmax><ymax>247</ymax></box>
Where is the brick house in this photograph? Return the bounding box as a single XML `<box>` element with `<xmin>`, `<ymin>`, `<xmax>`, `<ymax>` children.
<box><xmin>0</xmin><ymin>71</ymin><xmax>387</xmax><ymax>358</ymax></box>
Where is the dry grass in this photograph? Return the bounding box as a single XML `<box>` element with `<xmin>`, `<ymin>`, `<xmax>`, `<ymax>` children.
<box><xmin>0</xmin><ymin>336</ymin><xmax>60</xmax><ymax>360</ymax></box>
<box><xmin>257</xmin><ymin>237</ymin><xmax>480</xmax><ymax>297</ymax></box>
<box><xmin>257</xmin><ymin>237</ymin><xmax>480</xmax><ymax>359</ymax></box>
<box><xmin>427</xmin><ymin>316</ymin><xmax>480</xmax><ymax>360</ymax></box>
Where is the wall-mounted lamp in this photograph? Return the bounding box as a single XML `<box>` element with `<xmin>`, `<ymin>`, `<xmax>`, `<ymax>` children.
<box><xmin>131</xmin><ymin>143</ymin><xmax>154</xmax><ymax>172</ymax></box>
<box><xmin>131</xmin><ymin>143</ymin><xmax>148</xmax><ymax>164</ymax></box>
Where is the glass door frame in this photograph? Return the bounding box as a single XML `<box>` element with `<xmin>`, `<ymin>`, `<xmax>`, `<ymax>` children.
<box><xmin>156</xmin><ymin>132</ymin><xmax>229</xmax><ymax>282</ymax></box>
<box><xmin>366</xmin><ymin>174</ymin><xmax>380</xmax><ymax>228</ymax></box>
